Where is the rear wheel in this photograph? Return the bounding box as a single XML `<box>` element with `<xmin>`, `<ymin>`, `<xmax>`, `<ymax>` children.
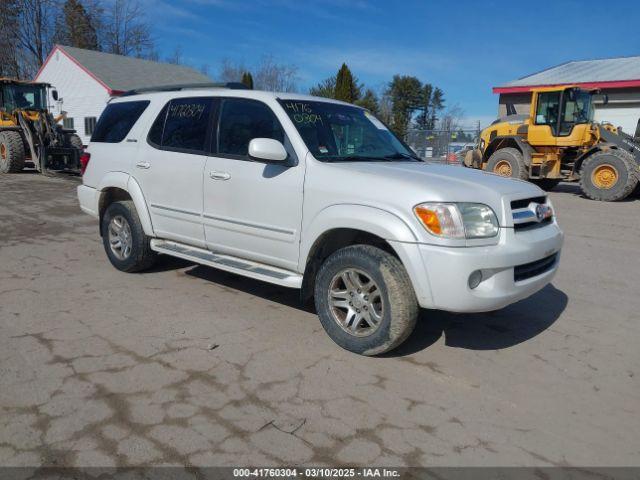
<box><xmin>580</xmin><ymin>150</ymin><xmax>638</xmax><ymax>201</ymax></box>
<box><xmin>314</xmin><ymin>245</ymin><xmax>418</xmax><ymax>356</ymax></box>
<box><xmin>486</xmin><ymin>147</ymin><xmax>528</xmax><ymax>181</ymax></box>
<box><xmin>0</xmin><ymin>131</ymin><xmax>26</xmax><ymax>173</ymax></box>
<box><xmin>101</xmin><ymin>200</ymin><xmax>157</xmax><ymax>272</ymax></box>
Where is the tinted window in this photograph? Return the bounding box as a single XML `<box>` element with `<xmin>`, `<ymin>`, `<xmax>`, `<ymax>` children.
<box><xmin>535</xmin><ymin>92</ymin><xmax>560</xmax><ymax>135</ymax></box>
<box><xmin>161</xmin><ymin>97</ymin><xmax>213</xmax><ymax>152</ymax></box>
<box><xmin>92</xmin><ymin>101</ymin><xmax>150</xmax><ymax>143</ymax></box>
<box><xmin>147</xmin><ymin>104</ymin><xmax>168</xmax><ymax>146</ymax></box>
<box><xmin>218</xmin><ymin>99</ymin><xmax>284</xmax><ymax>156</ymax></box>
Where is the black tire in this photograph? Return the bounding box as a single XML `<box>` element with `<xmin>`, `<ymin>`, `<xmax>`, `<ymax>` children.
<box><xmin>532</xmin><ymin>178</ymin><xmax>562</xmax><ymax>191</ymax></box>
<box><xmin>0</xmin><ymin>131</ymin><xmax>26</xmax><ymax>173</ymax></box>
<box><xmin>65</xmin><ymin>133</ymin><xmax>84</xmax><ymax>150</ymax></box>
<box><xmin>314</xmin><ymin>245</ymin><xmax>418</xmax><ymax>356</ymax></box>
<box><xmin>579</xmin><ymin>150</ymin><xmax>639</xmax><ymax>202</ymax></box>
<box><xmin>101</xmin><ymin>200</ymin><xmax>157</xmax><ymax>272</ymax></box>
<box><xmin>486</xmin><ymin>147</ymin><xmax>528</xmax><ymax>181</ymax></box>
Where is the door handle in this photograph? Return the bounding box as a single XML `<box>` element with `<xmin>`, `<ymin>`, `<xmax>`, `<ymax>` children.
<box><xmin>209</xmin><ymin>171</ymin><xmax>230</xmax><ymax>180</ymax></box>
<box><xmin>136</xmin><ymin>161</ymin><xmax>150</xmax><ymax>169</ymax></box>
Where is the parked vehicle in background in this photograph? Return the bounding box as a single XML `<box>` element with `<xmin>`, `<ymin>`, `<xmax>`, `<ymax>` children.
<box><xmin>0</xmin><ymin>78</ymin><xmax>82</xmax><ymax>174</ymax></box>
<box><xmin>464</xmin><ymin>86</ymin><xmax>640</xmax><ymax>201</ymax></box>
<box><xmin>77</xmin><ymin>84</ymin><xmax>564</xmax><ymax>355</ymax></box>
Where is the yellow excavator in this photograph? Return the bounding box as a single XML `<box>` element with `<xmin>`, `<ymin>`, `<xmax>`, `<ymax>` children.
<box><xmin>464</xmin><ymin>85</ymin><xmax>640</xmax><ymax>201</ymax></box>
<box><xmin>0</xmin><ymin>78</ymin><xmax>83</xmax><ymax>174</ymax></box>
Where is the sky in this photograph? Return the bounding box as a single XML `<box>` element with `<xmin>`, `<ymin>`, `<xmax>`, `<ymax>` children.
<box><xmin>145</xmin><ymin>0</ymin><xmax>640</xmax><ymax>128</ymax></box>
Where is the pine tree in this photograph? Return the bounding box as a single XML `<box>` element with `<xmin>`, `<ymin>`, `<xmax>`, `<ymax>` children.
<box><xmin>309</xmin><ymin>76</ymin><xmax>336</xmax><ymax>98</ymax></box>
<box><xmin>386</xmin><ymin>75</ymin><xmax>422</xmax><ymax>139</ymax></box>
<box><xmin>334</xmin><ymin>63</ymin><xmax>360</xmax><ymax>103</ymax></box>
<box><xmin>56</xmin><ymin>0</ymin><xmax>99</xmax><ymax>50</ymax></box>
<box><xmin>241</xmin><ymin>72</ymin><xmax>254</xmax><ymax>89</ymax></box>
<box><xmin>355</xmin><ymin>88</ymin><xmax>379</xmax><ymax>114</ymax></box>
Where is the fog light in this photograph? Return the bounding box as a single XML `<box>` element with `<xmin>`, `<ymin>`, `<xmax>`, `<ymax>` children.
<box><xmin>468</xmin><ymin>270</ymin><xmax>483</xmax><ymax>289</ymax></box>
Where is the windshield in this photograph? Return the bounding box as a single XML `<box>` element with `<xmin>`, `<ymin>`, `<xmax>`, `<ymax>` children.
<box><xmin>1</xmin><ymin>84</ymin><xmax>48</xmax><ymax>111</ymax></box>
<box><xmin>559</xmin><ymin>89</ymin><xmax>594</xmax><ymax>135</ymax></box>
<box><xmin>278</xmin><ymin>99</ymin><xmax>418</xmax><ymax>162</ymax></box>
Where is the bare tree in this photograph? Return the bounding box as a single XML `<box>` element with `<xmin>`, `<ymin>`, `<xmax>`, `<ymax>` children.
<box><xmin>438</xmin><ymin>105</ymin><xmax>465</xmax><ymax>132</ymax></box>
<box><xmin>166</xmin><ymin>45</ymin><xmax>183</xmax><ymax>65</ymax></box>
<box><xmin>218</xmin><ymin>58</ymin><xmax>247</xmax><ymax>83</ymax></box>
<box><xmin>101</xmin><ymin>0</ymin><xmax>154</xmax><ymax>57</ymax></box>
<box><xmin>254</xmin><ymin>55</ymin><xmax>298</xmax><ymax>92</ymax></box>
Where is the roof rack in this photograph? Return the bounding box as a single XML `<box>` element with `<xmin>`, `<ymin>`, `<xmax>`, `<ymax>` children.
<box><xmin>120</xmin><ymin>82</ymin><xmax>249</xmax><ymax>97</ymax></box>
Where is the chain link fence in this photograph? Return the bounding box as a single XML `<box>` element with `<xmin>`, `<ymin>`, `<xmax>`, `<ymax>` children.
<box><xmin>406</xmin><ymin>129</ymin><xmax>479</xmax><ymax>164</ymax></box>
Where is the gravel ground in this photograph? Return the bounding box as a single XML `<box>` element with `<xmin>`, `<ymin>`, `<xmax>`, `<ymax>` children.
<box><xmin>0</xmin><ymin>172</ymin><xmax>638</xmax><ymax>468</ymax></box>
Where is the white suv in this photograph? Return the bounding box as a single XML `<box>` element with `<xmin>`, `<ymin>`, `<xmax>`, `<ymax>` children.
<box><xmin>78</xmin><ymin>84</ymin><xmax>563</xmax><ymax>355</ymax></box>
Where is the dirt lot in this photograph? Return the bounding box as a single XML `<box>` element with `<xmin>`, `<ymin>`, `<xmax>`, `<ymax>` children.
<box><xmin>0</xmin><ymin>172</ymin><xmax>638</xmax><ymax>468</ymax></box>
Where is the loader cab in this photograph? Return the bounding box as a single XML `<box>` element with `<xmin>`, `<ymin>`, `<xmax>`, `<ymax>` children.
<box><xmin>528</xmin><ymin>86</ymin><xmax>596</xmax><ymax>147</ymax></box>
<box><xmin>0</xmin><ymin>80</ymin><xmax>48</xmax><ymax>113</ymax></box>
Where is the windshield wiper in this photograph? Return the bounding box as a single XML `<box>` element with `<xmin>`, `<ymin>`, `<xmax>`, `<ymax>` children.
<box><xmin>382</xmin><ymin>152</ymin><xmax>422</xmax><ymax>161</ymax></box>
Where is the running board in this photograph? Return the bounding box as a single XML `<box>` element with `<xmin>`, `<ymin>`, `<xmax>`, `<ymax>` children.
<box><xmin>150</xmin><ymin>239</ymin><xmax>303</xmax><ymax>288</ymax></box>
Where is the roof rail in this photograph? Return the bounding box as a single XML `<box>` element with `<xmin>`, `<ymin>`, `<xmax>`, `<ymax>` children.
<box><xmin>120</xmin><ymin>82</ymin><xmax>249</xmax><ymax>97</ymax></box>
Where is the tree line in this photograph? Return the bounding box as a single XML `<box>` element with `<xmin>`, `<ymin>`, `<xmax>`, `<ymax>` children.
<box><xmin>0</xmin><ymin>0</ymin><xmax>460</xmax><ymax>138</ymax></box>
<box><xmin>0</xmin><ymin>0</ymin><xmax>155</xmax><ymax>79</ymax></box>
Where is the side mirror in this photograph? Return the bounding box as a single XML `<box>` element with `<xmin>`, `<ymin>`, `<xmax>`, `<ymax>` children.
<box><xmin>248</xmin><ymin>138</ymin><xmax>288</xmax><ymax>163</ymax></box>
<box><xmin>51</xmin><ymin>90</ymin><xmax>59</xmax><ymax>101</ymax></box>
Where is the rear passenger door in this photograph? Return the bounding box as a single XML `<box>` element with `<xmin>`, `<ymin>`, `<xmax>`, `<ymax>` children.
<box><xmin>133</xmin><ymin>97</ymin><xmax>214</xmax><ymax>247</ymax></box>
<box><xmin>202</xmin><ymin>98</ymin><xmax>305</xmax><ymax>271</ymax></box>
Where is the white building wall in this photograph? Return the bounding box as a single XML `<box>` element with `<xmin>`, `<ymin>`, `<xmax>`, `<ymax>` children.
<box><xmin>35</xmin><ymin>48</ymin><xmax>111</xmax><ymax>145</ymax></box>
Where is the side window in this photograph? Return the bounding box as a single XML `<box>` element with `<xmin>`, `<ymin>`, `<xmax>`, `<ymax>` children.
<box><xmin>162</xmin><ymin>97</ymin><xmax>213</xmax><ymax>152</ymax></box>
<box><xmin>92</xmin><ymin>101</ymin><xmax>150</xmax><ymax>143</ymax></box>
<box><xmin>63</xmin><ymin>118</ymin><xmax>74</xmax><ymax>129</ymax></box>
<box><xmin>147</xmin><ymin>104</ymin><xmax>168</xmax><ymax>146</ymax></box>
<box><xmin>218</xmin><ymin>98</ymin><xmax>284</xmax><ymax>157</ymax></box>
<box><xmin>535</xmin><ymin>92</ymin><xmax>560</xmax><ymax>135</ymax></box>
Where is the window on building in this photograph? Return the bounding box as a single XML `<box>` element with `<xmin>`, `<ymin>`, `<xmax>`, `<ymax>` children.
<box><xmin>84</xmin><ymin>117</ymin><xmax>97</xmax><ymax>136</ymax></box>
<box><xmin>218</xmin><ymin>98</ymin><xmax>284</xmax><ymax>157</ymax></box>
<box><xmin>63</xmin><ymin>118</ymin><xmax>74</xmax><ymax>130</ymax></box>
<box><xmin>92</xmin><ymin>101</ymin><xmax>150</xmax><ymax>143</ymax></box>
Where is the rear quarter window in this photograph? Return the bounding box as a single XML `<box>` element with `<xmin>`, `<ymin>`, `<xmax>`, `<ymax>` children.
<box><xmin>91</xmin><ymin>101</ymin><xmax>150</xmax><ymax>143</ymax></box>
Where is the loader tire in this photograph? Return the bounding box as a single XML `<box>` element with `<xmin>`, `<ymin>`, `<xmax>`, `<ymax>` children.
<box><xmin>486</xmin><ymin>147</ymin><xmax>528</xmax><ymax>181</ymax></box>
<box><xmin>0</xmin><ymin>131</ymin><xmax>26</xmax><ymax>174</ymax></box>
<box><xmin>580</xmin><ymin>150</ymin><xmax>638</xmax><ymax>202</ymax></box>
<box><xmin>65</xmin><ymin>133</ymin><xmax>84</xmax><ymax>150</ymax></box>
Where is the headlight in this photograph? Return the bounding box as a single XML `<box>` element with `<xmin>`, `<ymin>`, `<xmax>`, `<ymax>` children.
<box><xmin>414</xmin><ymin>202</ymin><xmax>499</xmax><ymax>239</ymax></box>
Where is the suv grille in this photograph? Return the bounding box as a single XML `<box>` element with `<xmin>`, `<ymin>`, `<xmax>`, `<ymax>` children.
<box><xmin>510</xmin><ymin>196</ymin><xmax>552</xmax><ymax>231</ymax></box>
<box><xmin>514</xmin><ymin>253</ymin><xmax>557</xmax><ymax>282</ymax></box>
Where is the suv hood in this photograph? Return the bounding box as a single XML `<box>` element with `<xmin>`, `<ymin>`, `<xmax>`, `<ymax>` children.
<box><xmin>315</xmin><ymin>161</ymin><xmax>544</xmax><ymax>223</ymax></box>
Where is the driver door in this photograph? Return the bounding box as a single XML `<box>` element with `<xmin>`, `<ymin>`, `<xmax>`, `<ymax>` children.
<box><xmin>528</xmin><ymin>91</ymin><xmax>559</xmax><ymax>146</ymax></box>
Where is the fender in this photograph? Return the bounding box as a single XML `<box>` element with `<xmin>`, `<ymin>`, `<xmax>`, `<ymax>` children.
<box><xmin>298</xmin><ymin>203</ymin><xmax>419</xmax><ymax>272</ymax></box>
<box><xmin>97</xmin><ymin>171</ymin><xmax>155</xmax><ymax>237</ymax></box>
<box><xmin>484</xmin><ymin>136</ymin><xmax>535</xmax><ymax>166</ymax></box>
<box><xmin>299</xmin><ymin>204</ymin><xmax>434</xmax><ymax>308</ymax></box>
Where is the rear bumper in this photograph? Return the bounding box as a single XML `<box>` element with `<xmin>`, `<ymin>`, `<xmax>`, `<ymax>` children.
<box><xmin>391</xmin><ymin>224</ymin><xmax>564</xmax><ymax>312</ymax></box>
<box><xmin>77</xmin><ymin>185</ymin><xmax>99</xmax><ymax>218</ymax></box>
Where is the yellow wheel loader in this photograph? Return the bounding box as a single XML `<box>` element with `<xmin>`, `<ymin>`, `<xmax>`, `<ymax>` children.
<box><xmin>464</xmin><ymin>86</ymin><xmax>640</xmax><ymax>201</ymax></box>
<box><xmin>0</xmin><ymin>78</ymin><xmax>83</xmax><ymax>174</ymax></box>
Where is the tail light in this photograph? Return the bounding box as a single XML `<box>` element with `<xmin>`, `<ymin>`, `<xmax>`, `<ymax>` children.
<box><xmin>80</xmin><ymin>152</ymin><xmax>91</xmax><ymax>175</ymax></box>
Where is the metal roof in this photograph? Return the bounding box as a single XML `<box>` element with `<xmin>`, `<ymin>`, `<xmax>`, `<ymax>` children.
<box><xmin>494</xmin><ymin>56</ymin><xmax>640</xmax><ymax>93</ymax></box>
<box><xmin>39</xmin><ymin>45</ymin><xmax>211</xmax><ymax>94</ymax></box>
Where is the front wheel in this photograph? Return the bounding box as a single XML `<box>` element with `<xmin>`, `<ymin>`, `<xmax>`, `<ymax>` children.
<box><xmin>314</xmin><ymin>245</ymin><xmax>418</xmax><ymax>356</ymax></box>
<box><xmin>579</xmin><ymin>150</ymin><xmax>638</xmax><ymax>201</ymax></box>
<box><xmin>486</xmin><ymin>147</ymin><xmax>529</xmax><ymax>180</ymax></box>
<box><xmin>101</xmin><ymin>200</ymin><xmax>157</xmax><ymax>272</ymax></box>
<box><xmin>0</xmin><ymin>131</ymin><xmax>26</xmax><ymax>173</ymax></box>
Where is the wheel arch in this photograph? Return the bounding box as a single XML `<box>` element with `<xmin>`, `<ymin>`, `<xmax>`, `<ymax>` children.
<box><xmin>299</xmin><ymin>205</ymin><xmax>421</xmax><ymax>303</ymax></box>
<box><xmin>97</xmin><ymin>173</ymin><xmax>154</xmax><ymax>237</ymax></box>
<box><xmin>484</xmin><ymin>136</ymin><xmax>534</xmax><ymax>166</ymax></box>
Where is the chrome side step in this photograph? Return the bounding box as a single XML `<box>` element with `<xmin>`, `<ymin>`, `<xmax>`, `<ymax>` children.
<box><xmin>150</xmin><ymin>239</ymin><xmax>303</xmax><ymax>288</ymax></box>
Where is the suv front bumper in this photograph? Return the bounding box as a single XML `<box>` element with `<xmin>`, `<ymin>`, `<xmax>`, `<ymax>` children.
<box><xmin>390</xmin><ymin>224</ymin><xmax>564</xmax><ymax>313</ymax></box>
